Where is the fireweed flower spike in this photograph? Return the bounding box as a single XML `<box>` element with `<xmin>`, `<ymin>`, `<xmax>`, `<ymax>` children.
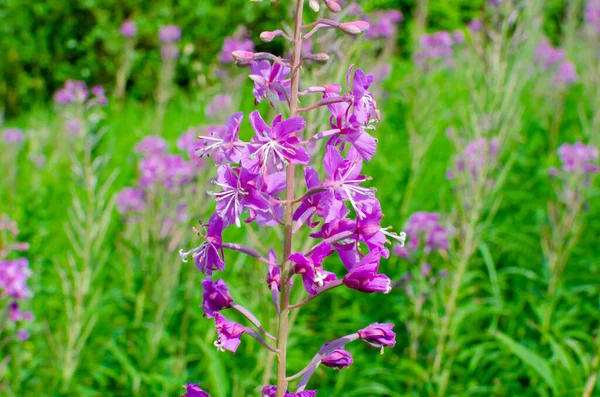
<box><xmin>180</xmin><ymin>1</ymin><xmax>396</xmax><ymax>395</ymax></box>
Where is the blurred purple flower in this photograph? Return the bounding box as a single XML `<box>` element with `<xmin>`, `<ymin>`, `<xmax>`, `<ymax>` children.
<box><xmin>3</xmin><ymin>128</ymin><xmax>24</xmax><ymax>144</ymax></box>
<box><xmin>159</xmin><ymin>25</ymin><xmax>181</xmax><ymax>43</ymax></box>
<box><xmin>552</xmin><ymin>61</ymin><xmax>578</xmax><ymax>86</ymax></box>
<box><xmin>116</xmin><ymin>187</ymin><xmax>146</xmax><ymax>214</ymax></box>
<box><xmin>557</xmin><ymin>142</ymin><xmax>599</xmax><ymax>174</ymax></box>
<box><xmin>120</xmin><ymin>20</ymin><xmax>137</xmax><ymax>38</ymax></box>
<box><xmin>394</xmin><ymin>212</ymin><xmax>449</xmax><ymax>258</ymax></box>
<box><xmin>220</xmin><ymin>37</ymin><xmax>255</xmax><ymax>64</ymax></box>
<box><xmin>134</xmin><ymin>136</ymin><xmax>168</xmax><ymax>156</ymax></box>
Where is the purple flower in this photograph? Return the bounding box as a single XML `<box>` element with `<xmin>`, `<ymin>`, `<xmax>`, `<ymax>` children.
<box><xmin>310</xmin><ymin>217</ymin><xmax>357</xmax><ymax>270</ymax></box>
<box><xmin>262</xmin><ymin>386</ymin><xmax>317</xmax><ymax>397</ymax></box>
<box><xmin>181</xmin><ymin>383</ymin><xmax>211</xmax><ymax>397</ymax></box>
<box><xmin>358</xmin><ymin>322</ymin><xmax>396</xmax><ymax>348</ymax></box>
<box><xmin>321</xmin><ymin>348</ymin><xmax>353</xmax><ymax>369</ymax></box>
<box><xmin>293</xmin><ymin>167</ymin><xmax>341</xmax><ymax>230</ymax></box>
<box><xmin>0</xmin><ymin>258</ymin><xmax>32</xmax><ymax>300</ymax></box>
<box><xmin>17</xmin><ymin>330</ymin><xmax>29</xmax><ymax>341</ymax></box>
<box><xmin>198</xmin><ymin>113</ymin><xmax>244</xmax><ymax>165</ymax></box>
<box><xmin>177</xmin><ymin>130</ymin><xmax>204</xmax><ymax>166</ymax></box>
<box><xmin>552</xmin><ymin>61</ymin><xmax>578</xmax><ymax>86</ymax></box>
<box><xmin>534</xmin><ymin>40</ymin><xmax>565</xmax><ymax>69</ymax></box>
<box><xmin>557</xmin><ymin>142</ymin><xmax>599</xmax><ymax>174</ymax></box>
<box><xmin>323</xmin><ymin>146</ymin><xmax>374</xmax><ymax>218</ymax></box>
<box><xmin>179</xmin><ymin>213</ymin><xmax>226</xmax><ymax>275</ymax></box>
<box><xmin>343</xmin><ymin>248</ymin><xmax>392</xmax><ymax>294</ymax></box>
<box><xmin>3</xmin><ymin>128</ymin><xmax>24</xmax><ymax>144</ymax></box>
<box><xmin>586</xmin><ymin>0</ymin><xmax>600</xmax><ymax>33</ymax></box>
<box><xmin>138</xmin><ymin>154</ymin><xmax>194</xmax><ymax>190</ymax></box>
<box><xmin>290</xmin><ymin>243</ymin><xmax>336</xmax><ymax>295</ymax></box>
<box><xmin>116</xmin><ymin>187</ymin><xmax>146</xmax><ymax>214</ymax></box>
<box><xmin>347</xmin><ymin>66</ymin><xmax>378</xmax><ymax>127</ymax></box>
<box><xmin>243</xmin><ymin>111</ymin><xmax>309</xmax><ymax>174</ymax></box>
<box><xmin>266</xmin><ymin>250</ymin><xmax>281</xmax><ymax>291</ymax></box>
<box><xmin>159</xmin><ymin>25</ymin><xmax>181</xmax><ymax>43</ymax></box>
<box><xmin>415</xmin><ymin>31</ymin><xmax>455</xmax><ymax>70</ymax></box>
<box><xmin>213</xmin><ymin>165</ymin><xmax>270</xmax><ymax>227</ymax></box>
<box><xmin>249</xmin><ymin>61</ymin><xmax>291</xmax><ymax>104</ymax></box>
<box><xmin>468</xmin><ymin>19</ymin><xmax>482</xmax><ymax>33</ymax></box>
<box><xmin>134</xmin><ymin>136</ymin><xmax>168</xmax><ymax>156</ymax></box>
<box><xmin>202</xmin><ymin>278</ymin><xmax>234</xmax><ymax>318</ymax></box>
<box><xmin>120</xmin><ymin>20</ymin><xmax>137</xmax><ymax>37</ymax></box>
<box><xmin>220</xmin><ymin>37</ymin><xmax>255</xmax><ymax>63</ymax></box>
<box><xmin>365</xmin><ymin>9</ymin><xmax>403</xmax><ymax>39</ymax></box>
<box><xmin>213</xmin><ymin>312</ymin><xmax>245</xmax><ymax>353</ymax></box>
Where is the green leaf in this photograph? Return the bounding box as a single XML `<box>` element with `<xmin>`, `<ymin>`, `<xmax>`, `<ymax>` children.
<box><xmin>495</xmin><ymin>331</ymin><xmax>558</xmax><ymax>394</ymax></box>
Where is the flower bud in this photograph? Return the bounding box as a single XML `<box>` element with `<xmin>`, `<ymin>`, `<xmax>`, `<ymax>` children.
<box><xmin>260</xmin><ymin>31</ymin><xmax>277</xmax><ymax>43</ymax></box>
<box><xmin>311</xmin><ymin>52</ymin><xmax>330</xmax><ymax>65</ymax></box>
<box><xmin>324</xmin><ymin>0</ymin><xmax>341</xmax><ymax>12</ymax></box>
<box><xmin>309</xmin><ymin>0</ymin><xmax>320</xmax><ymax>12</ymax></box>
<box><xmin>231</xmin><ymin>50</ymin><xmax>255</xmax><ymax>66</ymax></box>
<box><xmin>338</xmin><ymin>21</ymin><xmax>370</xmax><ymax>36</ymax></box>
<box><xmin>322</xmin><ymin>348</ymin><xmax>353</xmax><ymax>369</ymax></box>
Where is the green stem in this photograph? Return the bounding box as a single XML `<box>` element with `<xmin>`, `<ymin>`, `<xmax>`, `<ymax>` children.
<box><xmin>276</xmin><ymin>1</ymin><xmax>304</xmax><ymax>396</ymax></box>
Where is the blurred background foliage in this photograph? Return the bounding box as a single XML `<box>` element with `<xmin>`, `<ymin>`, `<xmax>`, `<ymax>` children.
<box><xmin>0</xmin><ymin>0</ymin><xmax>573</xmax><ymax>116</ymax></box>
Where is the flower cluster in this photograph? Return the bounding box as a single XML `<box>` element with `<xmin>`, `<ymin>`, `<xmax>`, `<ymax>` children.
<box><xmin>446</xmin><ymin>137</ymin><xmax>500</xmax><ymax>181</ymax></box>
<box><xmin>180</xmin><ymin>2</ymin><xmax>399</xmax><ymax>395</ymax></box>
<box><xmin>117</xmin><ymin>136</ymin><xmax>201</xmax><ymax>227</ymax></box>
<box><xmin>534</xmin><ymin>39</ymin><xmax>577</xmax><ymax>87</ymax></box>
<box><xmin>54</xmin><ymin>80</ymin><xmax>107</xmax><ymax>136</ymax></box>
<box><xmin>550</xmin><ymin>142</ymin><xmax>599</xmax><ymax>176</ymax></box>
<box><xmin>54</xmin><ymin>80</ymin><xmax>107</xmax><ymax>107</ymax></box>
<box><xmin>0</xmin><ymin>214</ymin><xmax>33</xmax><ymax>341</ymax></box>
<box><xmin>393</xmin><ymin>212</ymin><xmax>449</xmax><ymax>258</ymax></box>
<box><xmin>363</xmin><ymin>9</ymin><xmax>403</xmax><ymax>40</ymax></box>
<box><xmin>415</xmin><ymin>31</ymin><xmax>462</xmax><ymax>70</ymax></box>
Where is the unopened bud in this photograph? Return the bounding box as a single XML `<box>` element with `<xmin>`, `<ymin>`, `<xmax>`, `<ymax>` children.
<box><xmin>311</xmin><ymin>53</ymin><xmax>330</xmax><ymax>65</ymax></box>
<box><xmin>309</xmin><ymin>0</ymin><xmax>320</xmax><ymax>12</ymax></box>
<box><xmin>324</xmin><ymin>84</ymin><xmax>342</xmax><ymax>93</ymax></box>
<box><xmin>260</xmin><ymin>31</ymin><xmax>277</xmax><ymax>42</ymax></box>
<box><xmin>338</xmin><ymin>21</ymin><xmax>370</xmax><ymax>36</ymax></box>
<box><xmin>324</xmin><ymin>0</ymin><xmax>341</xmax><ymax>12</ymax></box>
<box><xmin>232</xmin><ymin>50</ymin><xmax>255</xmax><ymax>66</ymax></box>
